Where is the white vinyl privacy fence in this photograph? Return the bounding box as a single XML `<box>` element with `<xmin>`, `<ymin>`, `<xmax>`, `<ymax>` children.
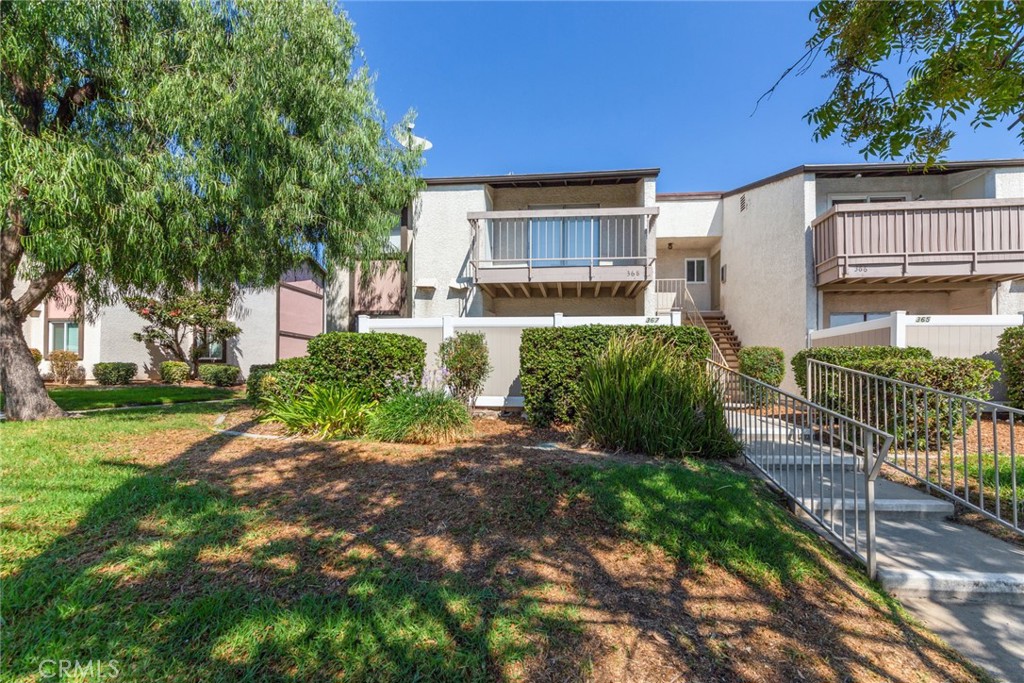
<box><xmin>357</xmin><ymin>313</ymin><xmax>683</xmax><ymax>407</ymax></box>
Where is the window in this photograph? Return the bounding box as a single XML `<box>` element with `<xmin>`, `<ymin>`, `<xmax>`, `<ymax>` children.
<box><xmin>195</xmin><ymin>328</ymin><xmax>226</xmax><ymax>362</ymax></box>
<box><xmin>685</xmin><ymin>258</ymin><xmax>707</xmax><ymax>284</ymax></box>
<box><xmin>48</xmin><ymin>320</ymin><xmax>81</xmax><ymax>356</ymax></box>
<box><xmin>526</xmin><ymin>204</ymin><xmax>600</xmax><ymax>268</ymax></box>
<box><xmin>829</xmin><ymin>312</ymin><xmax>889</xmax><ymax>328</ymax></box>
<box><xmin>830</xmin><ymin>194</ymin><xmax>909</xmax><ymax>207</ymax></box>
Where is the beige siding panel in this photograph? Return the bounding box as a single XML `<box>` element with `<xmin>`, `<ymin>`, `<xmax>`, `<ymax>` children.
<box><xmin>457</xmin><ymin>326</ymin><xmax>528</xmax><ymax>399</ymax></box>
<box><xmin>389</xmin><ymin>327</ymin><xmax>445</xmax><ymax>383</ymax></box>
<box><xmin>812</xmin><ymin>328</ymin><xmax>891</xmax><ymax>348</ymax></box>
<box><xmin>904</xmin><ymin>325</ymin><xmax>1006</xmax><ymax>359</ymax></box>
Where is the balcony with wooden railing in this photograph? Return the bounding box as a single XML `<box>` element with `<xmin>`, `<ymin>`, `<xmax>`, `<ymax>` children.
<box><xmin>467</xmin><ymin>207</ymin><xmax>658</xmax><ymax>298</ymax></box>
<box><xmin>812</xmin><ymin>199</ymin><xmax>1024</xmax><ymax>287</ymax></box>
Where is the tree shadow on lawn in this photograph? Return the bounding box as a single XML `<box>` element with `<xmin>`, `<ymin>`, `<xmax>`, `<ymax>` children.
<box><xmin>2</xmin><ymin>416</ymin><xmax>992</xmax><ymax>683</ymax></box>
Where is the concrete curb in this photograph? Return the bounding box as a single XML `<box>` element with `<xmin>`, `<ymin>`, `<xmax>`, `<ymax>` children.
<box><xmin>879</xmin><ymin>569</ymin><xmax>1024</xmax><ymax>604</ymax></box>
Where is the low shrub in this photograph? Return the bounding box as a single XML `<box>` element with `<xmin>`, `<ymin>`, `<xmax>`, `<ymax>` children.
<box><xmin>520</xmin><ymin>324</ymin><xmax>713</xmax><ymax>426</ymax></box>
<box><xmin>260</xmin><ymin>384</ymin><xmax>373</xmax><ymax>440</ymax></box>
<box><xmin>160</xmin><ymin>361</ymin><xmax>190</xmax><ymax>385</ymax></box>
<box><xmin>791</xmin><ymin>346</ymin><xmax>933</xmax><ymax>396</ymax></box>
<box><xmin>198</xmin><ymin>364</ymin><xmax>240</xmax><ymax>387</ymax></box>
<box><xmin>245</xmin><ymin>364</ymin><xmax>277</xmax><ymax>402</ymax></box>
<box><xmin>737</xmin><ymin>347</ymin><xmax>785</xmax><ymax>408</ymax></box>
<box><xmin>307</xmin><ymin>332</ymin><xmax>425</xmax><ymax>401</ymax></box>
<box><xmin>30</xmin><ymin>348</ymin><xmax>42</xmax><ymax>366</ymax></box>
<box><xmin>92</xmin><ymin>362</ymin><xmax>138</xmax><ymax>386</ymax></box>
<box><xmin>366</xmin><ymin>388</ymin><xmax>472</xmax><ymax>445</ymax></box>
<box><xmin>439</xmin><ymin>331</ymin><xmax>492</xmax><ymax>405</ymax></box>
<box><xmin>998</xmin><ymin>326</ymin><xmax>1024</xmax><ymax>409</ymax></box>
<box><xmin>49</xmin><ymin>350</ymin><xmax>81</xmax><ymax>385</ymax></box>
<box><xmin>575</xmin><ymin>334</ymin><xmax>740</xmax><ymax>459</ymax></box>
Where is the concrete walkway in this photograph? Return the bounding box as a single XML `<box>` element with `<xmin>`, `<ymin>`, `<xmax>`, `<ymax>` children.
<box><xmin>734</xmin><ymin>413</ymin><xmax>1024</xmax><ymax>682</ymax></box>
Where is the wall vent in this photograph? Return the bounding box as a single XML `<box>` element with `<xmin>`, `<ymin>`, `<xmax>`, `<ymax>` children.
<box><xmin>740</xmin><ymin>194</ymin><xmax>748</xmax><ymax>212</ymax></box>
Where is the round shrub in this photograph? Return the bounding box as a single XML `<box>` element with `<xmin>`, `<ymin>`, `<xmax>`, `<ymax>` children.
<box><xmin>998</xmin><ymin>326</ymin><xmax>1024</xmax><ymax>409</ymax></box>
<box><xmin>439</xmin><ymin>331</ymin><xmax>492</xmax><ymax>405</ymax></box>
<box><xmin>30</xmin><ymin>348</ymin><xmax>42</xmax><ymax>366</ymax></box>
<box><xmin>49</xmin><ymin>350</ymin><xmax>81</xmax><ymax>385</ymax></box>
<box><xmin>737</xmin><ymin>346</ymin><xmax>785</xmax><ymax>408</ymax></box>
<box><xmin>307</xmin><ymin>332</ymin><xmax>425</xmax><ymax>401</ymax></box>
<box><xmin>246</xmin><ymin>364</ymin><xmax>277</xmax><ymax>402</ymax></box>
<box><xmin>520</xmin><ymin>325</ymin><xmax>712</xmax><ymax>426</ymax></box>
<box><xmin>93</xmin><ymin>362</ymin><xmax>138</xmax><ymax>386</ymax></box>
<box><xmin>576</xmin><ymin>334</ymin><xmax>740</xmax><ymax>459</ymax></box>
<box><xmin>160</xmin><ymin>360</ymin><xmax>190</xmax><ymax>385</ymax></box>
<box><xmin>198</xmin><ymin>364</ymin><xmax>240</xmax><ymax>387</ymax></box>
<box><xmin>366</xmin><ymin>388</ymin><xmax>471</xmax><ymax>445</ymax></box>
<box><xmin>247</xmin><ymin>358</ymin><xmax>310</xmax><ymax>404</ymax></box>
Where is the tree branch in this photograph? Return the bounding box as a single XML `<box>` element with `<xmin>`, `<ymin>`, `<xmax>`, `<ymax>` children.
<box><xmin>53</xmin><ymin>80</ymin><xmax>101</xmax><ymax>131</ymax></box>
<box><xmin>6</xmin><ymin>71</ymin><xmax>44</xmax><ymax>135</ymax></box>
<box><xmin>14</xmin><ymin>266</ymin><xmax>75</xmax><ymax>319</ymax></box>
<box><xmin>1</xmin><ymin>189</ymin><xmax>29</xmax><ymax>300</ymax></box>
<box><xmin>754</xmin><ymin>41</ymin><xmax>825</xmax><ymax>114</ymax></box>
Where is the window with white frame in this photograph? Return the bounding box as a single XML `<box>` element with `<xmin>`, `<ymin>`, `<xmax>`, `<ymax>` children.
<box><xmin>685</xmin><ymin>258</ymin><xmax>707</xmax><ymax>284</ymax></box>
<box><xmin>828</xmin><ymin>312</ymin><xmax>889</xmax><ymax>328</ymax></box>
<box><xmin>48</xmin><ymin>320</ymin><xmax>81</xmax><ymax>356</ymax></box>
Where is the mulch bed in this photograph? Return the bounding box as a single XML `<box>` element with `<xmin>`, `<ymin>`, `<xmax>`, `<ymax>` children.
<box><xmin>113</xmin><ymin>412</ymin><xmax>989</xmax><ymax>683</ymax></box>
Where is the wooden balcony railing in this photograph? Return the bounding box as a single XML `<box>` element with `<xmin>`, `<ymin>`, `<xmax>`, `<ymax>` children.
<box><xmin>812</xmin><ymin>199</ymin><xmax>1024</xmax><ymax>286</ymax></box>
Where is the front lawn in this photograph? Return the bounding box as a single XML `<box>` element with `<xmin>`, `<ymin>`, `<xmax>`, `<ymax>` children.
<box><xmin>0</xmin><ymin>407</ymin><xmax>991</xmax><ymax>682</ymax></box>
<box><xmin>2</xmin><ymin>384</ymin><xmax>240</xmax><ymax>412</ymax></box>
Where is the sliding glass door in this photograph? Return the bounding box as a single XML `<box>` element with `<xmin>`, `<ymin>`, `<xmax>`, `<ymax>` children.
<box><xmin>529</xmin><ymin>205</ymin><xmax>599</xmax><ymax>267</ymax></box>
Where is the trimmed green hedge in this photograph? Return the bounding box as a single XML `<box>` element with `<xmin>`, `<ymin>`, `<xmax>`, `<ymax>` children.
<box><xmin>92</xmin><ymin>362</ymin><xmax>137</xmax><ymax>386</ymax></box>
<box><xmin>307</xmin><ymin>332</ymin><xmax>425</xmax><ymax>401</ymax></box>
<box><xmin>998</xmin><ymin>326</ymin><xmax>1024</xmax><ymax>409</ymax></box>
<box><xmin>160</xmin><ymin>361</ymin><xmax>190</xmax><ymax>385</ymax></box>
<box><xmin>520</xmin><ymin>324</ymin><xmax>713</xmax><ymax>426</ymax></box>
<box><xmin>791</xmin><ymin>346</ymin><xmax>933</xmax><ymax>396</ymax></box>
<box><xmin>246</xmin><ymin>364</ymin><xmax>277</xmax><ymax>402</ymax></box>
<box><xmin>737</xmin><ymin>347</ymin><xmax>785</xmax><ymax>408</ymax></box>
<box><xmin>198</xmin><ymin>364</ymin><xmax>240</xmax><ymax>387</ymax></box>
<box><xmin>246</xmin><ymin>358</ymin><xmax>312</xmax><ymax>404</ymax></box>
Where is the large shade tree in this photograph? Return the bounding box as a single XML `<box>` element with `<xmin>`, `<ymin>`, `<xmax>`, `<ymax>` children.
<box><xmin>764</xmin><ymin>0</ymin><xmax>1024</xmax><ymax>163</ymax></box>
<box><xmin>1</xmin><ymin>0</ymin><xmax>422</xmax><ymax>420</ymax></box>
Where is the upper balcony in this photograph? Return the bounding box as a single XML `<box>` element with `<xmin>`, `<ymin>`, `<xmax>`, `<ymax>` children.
<box><xmin>467</xmin><ymin>207</ymin><xmax>658</xmax><ymax>298</ymax></box>
<box><xmin>812</xmin><ymin>198</ymin><xmax>1024</xmax><ymax>287</ymax></box>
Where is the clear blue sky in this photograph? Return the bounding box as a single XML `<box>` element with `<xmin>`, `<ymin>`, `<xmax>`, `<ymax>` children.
<box><xmin>344</xmin><ymin>1</ymin><xmax>1018</xmax><ymax>192</ymax></box>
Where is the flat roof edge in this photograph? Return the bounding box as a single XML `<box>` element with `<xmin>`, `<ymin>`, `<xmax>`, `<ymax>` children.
<box><xmin>424</xmin><ymin>167</ymin><xmax>660</xmax><ymax>186</ymax></box>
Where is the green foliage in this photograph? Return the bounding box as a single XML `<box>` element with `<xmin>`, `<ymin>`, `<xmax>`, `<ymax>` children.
<box><xmin>574</xmin><ymin>334</ymin><xmax>740</xmax><ymax>459</ymax></box>
<box><xmin>1</xmin><ymin>0</ymin><xmax>422</xmax><ymax>417</ymax></box>
<box><xmin>48</xmin><ymin>350</ymin><xmax>81</xmax><ymax>385</ymax></box>
<box><xmin>520</xmin><ymin>325</ymin><xmax>713</xmax><ymax>426</ymax></box>
<box><xmin>366</xmin><ymin>389</ymin><xmax>472</xmax><ymax>445</ymax></box>
<box><xmin>160</xmin><ymin>361</ymin><xmax>190</xmax><ymax>385</ymax></box>
<box><xmin>29</xmin><ymin>348</ymin><xmax>42</xmax><ymax>367</ymax></box>
<box><xmin>260</xmin><ymin>384</ymin><xmax>374</xmax><ymax>440</ymax></box>
<box><xmin>126</xmin><ymin>290</ymin><xmax>240</xmax><ymax>376</ymax></box>
<box><xmin>245</xmin><ymin>364</ymin><xmax>277</xmax><ymax>402</ymax></box>
<box><xmin>197</xmin><ymin>364</ymin><xmax>240</xmax><ymax>387</ymax></box>
<box><xmin>794</xmin><ymin>1</ymin><xmax>1024</xmax><ymax>163</ymax></box>
<box><xmin>737</xmin><ymin>346</ymin><xmax>785</xmax><ymax>408</ymax></box>
<box><xmin>247</xmin><ymin>358</ymin><xmax>311</xmax><ymax>405</ymax></box>
<box><xmin>307</xmin><ymin>332</ymin><xmax>426</xmax><ymax>401</ymax></box>
<box><xmin>92</xmin><ymin>362</ymin><xmax>138</xmax><ymax>386</ymax></box>
<box><xmin>791</xmin><ymin>346</ymin><xmax>933</xmax><ymax>396</ymax></box>
<box><xmin>998</xmin><ymin>326</ymin><xmax>1024</xmax><ymax>409</ymax></box>
<box><xmin>439</xmin><ymin>332</ymin><xmax>492</xmax><ymax>405</ymax></box>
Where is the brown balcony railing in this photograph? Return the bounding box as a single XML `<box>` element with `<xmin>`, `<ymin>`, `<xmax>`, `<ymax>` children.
<box><xmin>812</xmin><ymin>199</ymin><xmax>1024</xmax><ymax>286</ymax></box>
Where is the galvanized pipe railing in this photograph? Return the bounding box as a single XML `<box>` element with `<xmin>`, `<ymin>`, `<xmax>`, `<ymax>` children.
<box><xmin>807</xmin><ymin>358</ymin><xmax>1022</xmax><ymax>535</ymax></box>
<box><xmin>707</xmin><ymin>360</ymin><xmax>894</xmax><ymax>578</ymax></box>
<box><xmin>658</xmin><ymin>278</ymin><xmax>729</xmax><ymax>367</ymax></box>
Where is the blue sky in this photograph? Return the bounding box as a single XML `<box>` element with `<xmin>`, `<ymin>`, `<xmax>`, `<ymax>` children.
<box><xmin>344</xmin><ymin>2</ymin><xmax>1018</xmax><ymax>192</ymax></box>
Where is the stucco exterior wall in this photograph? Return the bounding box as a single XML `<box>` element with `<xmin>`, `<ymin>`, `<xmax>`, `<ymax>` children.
<box><xmin>96</xmin><ymin>304</ymin><xmax>168</xmax><ymax>379</ymax></box>
<box><xmin>814</xmin><ymin>175</ymin><xmax>951</xmax><ymax>214</ymax></box>
<box><xmin>993</xmin><ymin>167</ymin><xmax>1024</xmax><ymax>198</ymax></box>
<box><xmin>656</xmin><ymin>244</ymin><xmax>712</xmax><ymax>310</ymax></box>
<box><xmin>655</xmin><ymin>198</ymin><xmax>723</xmax><ymax>239</ymax></box>
<box><xmin>410</xmin><ymin>185</ymin><xmax>488</xmax><ymax>318</ymax></box>
<box><xmin>325</xmin><ymin>265</ymin><xmax>353</xmax><ymax>331</ymax></box>
<box><xmin>720</xmin><ymin>173</ymin><xmax>815</xmax><ymax>389</ymax></box>
<box><xmin>489</xmin><ymin>295</ymin><xmax>641</xmax><ymax>317</ymax></box>
<box><xmin>228</xmin><ymin>287</ymin><xmax>279</xmax><ymax>377</ymax></box>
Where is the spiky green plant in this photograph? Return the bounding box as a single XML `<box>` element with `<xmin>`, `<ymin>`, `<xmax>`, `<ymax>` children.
<box><xmin>576</xmin><ymin>334</ymin><xmax>740</xmax><ymax>459</ymax></box>
<box><xmin>366</xmin><ymin>389</ymin><xmax>471</xmax><ymax>445</ymax></box>
<box><xmin>260</xmin><ymin>384</ymin><xmax>374</xmax><ymax>440</ymax></box>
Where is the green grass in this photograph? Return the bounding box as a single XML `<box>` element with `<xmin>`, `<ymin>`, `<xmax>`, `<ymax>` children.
<box><xmin>0</xmin><ymin>408</ymin><xmax>860</xmax><ymax>681</ymax></box>
<box><xmin>2</xmin><ymin>384</ymin><xmax>240</xmax><ymax>412</ymax></box>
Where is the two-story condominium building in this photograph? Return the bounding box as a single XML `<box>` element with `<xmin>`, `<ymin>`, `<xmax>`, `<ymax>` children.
<box><xmin>351</xmin><ymin>159</ymin><xmax>1024</xmax><ymax>384</ymax></box>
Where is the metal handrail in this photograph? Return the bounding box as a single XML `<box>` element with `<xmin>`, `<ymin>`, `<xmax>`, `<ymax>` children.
<box><xmin>671</xmin><ymin>283</ymin><xmax>728</xmax><ymax>367</ymax></box>
<box><xmin>708</xmin><ymin>360</ymin><xmax>894</xmax><ymax>578</ymax></box>
<box><xmin>807</xmin><ymin>358</ymin><xmax>1022</xmax><ymax>535</ymax></box>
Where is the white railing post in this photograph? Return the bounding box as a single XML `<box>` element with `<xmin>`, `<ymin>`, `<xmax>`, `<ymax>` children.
<box><xmin>891</xmin><ymin>310</ymin><xmax>907</xmax><ymax>347</ymax></box>
<box><xmin>670</xmin><ymin>310</ymin><xmax>682</xmax><ymax>327</ymax></box>
<box><xmin>441</xmin><ymin>315</ymin><xmax>455</xmax><ymax>340</ymax></box>
<box><xmin>553</xmin><ymin>312</ymin><xmax>564</xmax><ymax>328</ymax></box>
<box><xmin>356</xmin><ymin>315</ymin><xmax>370</xmax><ymax>333</ymax></box>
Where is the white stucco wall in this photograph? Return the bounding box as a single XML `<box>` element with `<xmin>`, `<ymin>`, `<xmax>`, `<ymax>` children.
<box><xmin>656</xmin><ymin>244</ymin><xmax>713</xmax><ymax>310</ymax></box>
<box><xmin>229</xmin><ymin>287</ymin><xmax>279</xmax><ymax>377</ymax></box>
<box><xmin>720</xmin><ymin>173</ymin><xmax>816</xmax><ymax>390</ymax></box>
<box><xmin>410</xmin><ymin>185</ymin><xmax>488</xmax><ymax>318</ymax></box>
<box><xmin>992</xmin><ymin>167</ymin><xmax>1024</xmax><ymax>198</ymax></box>
<box><xmin>654</xmin><ymin>198</ymin><xmax>723</xmax><ymax>239</ymax></box>
<box><xmin>814</xmin><ymin>174</ymin><xmax>952</xmax><ymax>214</ymax></box>
<box><xmin>96</xmin><ymin>304</ymin><xmax>167</xmax><ymax>379</ymax></box>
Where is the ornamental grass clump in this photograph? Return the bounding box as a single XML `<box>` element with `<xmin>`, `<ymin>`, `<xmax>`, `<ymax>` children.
<box><xmin>576</xmin><ymin>334</ymin><xmax>740</xmax><ymax>459</ymax></box>
<box><xmin>366</xmin><ymin>388</ymin><xmax>472</xmax><ymax>445</ymax></box>
<box><xmin>260</xmin><ymin>384</ymin><xmax>374</xmax><ymax>440</ymax></box>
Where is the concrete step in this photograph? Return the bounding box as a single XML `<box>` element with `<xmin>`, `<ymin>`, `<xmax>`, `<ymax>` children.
<box><xmin>749</xmin><ymin>454</ymin><xmax>861</xmax><ymax>468</ymax></box>
<box><xmin>879</xmin><ymin>569</ymin><xmax>1024</xmax><ymax>605</ymax></box>
<box><xmin>797</xmin><ymin>496</ymin><xmax>954</xmax><ymax>519</ymax></box>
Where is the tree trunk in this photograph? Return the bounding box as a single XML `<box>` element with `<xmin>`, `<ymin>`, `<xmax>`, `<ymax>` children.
<box><xmin>0</xmin><ymin>304</ymin><xmax>66</xmax><ymax>420</ymax></box>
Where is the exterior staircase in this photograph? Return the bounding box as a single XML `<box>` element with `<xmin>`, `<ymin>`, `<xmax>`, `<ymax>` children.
<box><xmin>700</xmin><ymin>311</ymin><xmax>741</xmax><ymax>369</ymax></box>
